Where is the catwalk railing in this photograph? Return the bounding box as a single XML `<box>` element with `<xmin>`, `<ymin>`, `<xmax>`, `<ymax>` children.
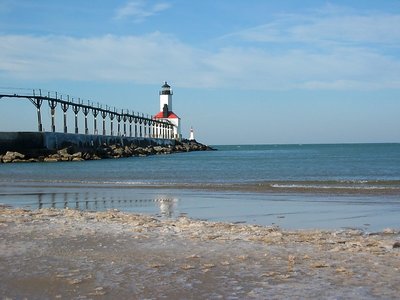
<box><xmin>0</xmin><ymin>87</ymin><xmax>175</xmax><ymax>140</ymax></box>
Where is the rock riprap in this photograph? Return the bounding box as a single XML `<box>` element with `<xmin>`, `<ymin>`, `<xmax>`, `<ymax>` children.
<box><xmin>0</xmin><ymin>140</ymin><xmax>215</xmax><ymax>163</ymax></box>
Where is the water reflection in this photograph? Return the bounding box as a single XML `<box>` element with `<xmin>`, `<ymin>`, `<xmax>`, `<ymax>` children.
<box><xmin>34</xmin><ymin>191</ymin><xmax>178</xmax><ymax>217</ymax></box>
<box><xmin>156</xmin><ymin>195</ymin><xmax>178</xmax><ymax>217</ymax></box>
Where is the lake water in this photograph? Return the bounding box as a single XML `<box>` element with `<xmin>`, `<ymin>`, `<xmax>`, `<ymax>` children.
<box><xmin>1</xmin><ymin>143</ymin><xmax>399</xmax><ymax>231</ymax></box>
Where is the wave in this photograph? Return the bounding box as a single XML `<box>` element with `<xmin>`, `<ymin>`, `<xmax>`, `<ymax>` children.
<box><xmin>255</xmin><ymin>180</ymin><xmax>400</xmax><ymax>194</ymax></box>
<box><xmin>270</xmin><ymin>183</ymin><xmax>398</xmax><ymax>190</ymax></box>
<box><xmin>1</xmin><ymin>178</ymin><xmax>400</xmax><ymax>195</ymax></box>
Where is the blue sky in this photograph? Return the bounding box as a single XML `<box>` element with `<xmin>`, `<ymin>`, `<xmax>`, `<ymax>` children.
<box><xmin>0</xmin><ymin>0</ymin><xmax>399</xmax><ymax>144</ymax></box>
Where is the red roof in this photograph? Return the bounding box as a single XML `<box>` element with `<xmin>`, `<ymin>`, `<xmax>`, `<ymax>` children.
<box><xmin>154</xmin><ymin>111</ymin><xmax>180</xmax><ymax>119</ymax></box>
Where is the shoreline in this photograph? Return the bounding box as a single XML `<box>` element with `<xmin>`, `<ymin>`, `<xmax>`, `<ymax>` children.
<box><xmin>1</xmin><ymin>207</ymin><xmax>399</xmax><ymax>299</ymax></box>
<box><xmin>1</xmin><ymin>181</ymin><xmax>399</xmax><ymax>232</ymax></box>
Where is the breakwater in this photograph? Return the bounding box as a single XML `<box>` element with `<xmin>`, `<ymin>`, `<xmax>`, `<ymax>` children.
<box><xmin>0</xmin><ymin>131</ymin><xmax>214</xmax><ymax>163</ymax></box>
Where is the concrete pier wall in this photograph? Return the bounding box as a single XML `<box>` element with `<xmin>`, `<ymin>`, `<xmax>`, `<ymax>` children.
<box><xmin>0</xmin><ymin>132</ymin><xmax>175</xmax><ymax>156</ymax></box>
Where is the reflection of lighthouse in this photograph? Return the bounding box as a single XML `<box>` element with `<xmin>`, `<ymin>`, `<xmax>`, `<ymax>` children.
<box><xmin>189</xmin><ymin>127</ymin><xmax>195</xmax><ymax>141</ymax></box>
<box><xmin>156</xmin><ymin>196</ymin><xmax>178</xmax><ymax>217</ymax></box>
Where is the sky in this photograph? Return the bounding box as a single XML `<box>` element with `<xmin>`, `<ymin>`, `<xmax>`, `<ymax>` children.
<box><xmin>0</xmin><ymin>0</ymin><xmax>399</xmax><ymax>145</ymax></box>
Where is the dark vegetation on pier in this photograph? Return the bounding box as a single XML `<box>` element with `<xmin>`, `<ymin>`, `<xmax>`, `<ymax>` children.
<box><xmin>0</xmin><ymin>139</ymin><xmax>215</xmax><ymax>163</ymax></box>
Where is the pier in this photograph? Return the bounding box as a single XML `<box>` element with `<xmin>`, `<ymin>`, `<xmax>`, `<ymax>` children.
<box><xmin>0</xmin><ymin>87</ymin><xmax>175</xmax><ymax>140</ymax></box>
<box><xmin>0</xmin><ymin>87</ymin><xmax>178</xmax><ymax>156</ymax></box>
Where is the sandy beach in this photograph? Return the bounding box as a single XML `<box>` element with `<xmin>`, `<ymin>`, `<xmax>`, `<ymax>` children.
<box><xmin>0</xmin><ymin>207</ymin><xmax>399</xmax><ymax>299</ymax></box>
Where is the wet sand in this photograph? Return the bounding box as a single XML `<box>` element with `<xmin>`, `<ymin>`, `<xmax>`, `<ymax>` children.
<box><xmin>1</xmin><ymin>207</ymin><xmax>399</xmax><ymax>299</ymax></box>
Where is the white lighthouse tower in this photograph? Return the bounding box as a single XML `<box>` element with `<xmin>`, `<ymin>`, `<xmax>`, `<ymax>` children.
<box><xmin>159</xmin><ymin>81</ymin><xmax>173</xmax><ymax>112</ymax></box>
<box><xmin>154</xmin><ymin>82</ymin><xmax>182</xmax><ymax>141</ymax></box>
<box><xmin>189</xmin><ymin>127</ymin><xmax>195</xmax><ymax>141</ymax></box>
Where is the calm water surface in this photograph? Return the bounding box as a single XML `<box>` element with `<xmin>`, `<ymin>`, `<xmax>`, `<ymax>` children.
<box><xmin>1</xmin><ymin>143</ymin><xmax>399</xmax><ymax>231</ymax></box>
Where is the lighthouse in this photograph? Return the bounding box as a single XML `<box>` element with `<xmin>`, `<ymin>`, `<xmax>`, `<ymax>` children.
<box><xmin>189</xmin><ymin>127</ymin><xmax>195</xmax><ymax>141</ymax></box>
<box><xmin>153</xmin><ymin>82</ymin><xmax>182</xmax><ymax>141</ymax></box>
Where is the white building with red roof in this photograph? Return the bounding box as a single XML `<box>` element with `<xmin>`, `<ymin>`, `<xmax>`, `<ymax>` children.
<box><xmin>153</xmin><ymin>82</ymin><xmax>182</xmax><ymax>141</ymax></box>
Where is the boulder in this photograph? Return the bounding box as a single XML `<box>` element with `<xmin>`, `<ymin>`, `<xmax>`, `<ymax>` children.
<box><xmin>11</xmin><ymin>159</ymin><xmax>26</xmax><ymax>163</ymax></box>
<box><xmin>134</xmin><ymin>147</ymin><xmax>146</xmax><ymax>155</ymax></box>
<box><xmin>176</xmin><ymin>140</ymin><xmax>216</xmax><ymax>152</ymax></box>
<box><xmin>11</xmin><ymin>151</ymin><xmax>25</xmax><ymax>159</ymax></box>
<box><xmin>72</xmin><ymin>152</ymin><xmax>82</xmax><ymax>158</ymax></box>
<box><xmin>153</xmin><ymin>146</ymin><xmax>164</xmax><ymax>153</ymax></box>
<box><xmin>163</xmin><ymin>147</ymin><xmax>172</xmax><ymax>154</ymax></box>
<box><xmin>83</xmin><ymin>153</ymin><xmax>92</xmax><ymax>160</ymax></box>
<box><xmin>160</xmin><ymin>147</ymin><xmax>171</xmax><ymax>154</ymax></box>
<box><xmin>145</xmin><ymin>146</ymin><xmax>155</xmax><ymax>155</ymax></box>
<box><xmin>112</xmin><ymin>147</ymin><xmax>124</xmax><ymax>157</ymax></box>
<box><xmin>57</xmin><ymin>148</ymin><xmax>72</xmax><ymax>161</ymax></box>
<box><xmin>2</xmin><ymin>151</ymin><xmax>25</xmax><ymax>163</ymax></box>
<box><xmin>124</xmin><ymin>146</ymin><xmax>133</xmax><ymax>155</ymax></box>
<box><xmin>154</xmin><ymin>146</ymin><xmax>171</xmax><ymax>154</ymax></box>
<box><xmin>57</xmin><ymin>147</ymin><xmax>71</xmax><ymax>157</ymax></box>
<box><xmin>44</xmin><ymin>157</ymin><xmax>60</xmax><ymax>162</ymax></box>
<box><xmin>72</xmin><ymin>157</ymin><xmax>84</xmax><ymax>162</ymax></box>
<box><xmin>173</xmin><ymin>145</ymin><xmax>184</xmax><ymax>152</ymax></box>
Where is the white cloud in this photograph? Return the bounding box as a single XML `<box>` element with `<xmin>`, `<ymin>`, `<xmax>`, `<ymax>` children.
<box><xmin>0</xmin><ymin>33</ymin><xmax>204</xmax><ymax>85</ymax></box>
<box><xmin>201</xmin><ymin>46</ymin><xmax>400</xmax><ymax>90</ymax></box>
<box><xmin>227</xmin><ymin>11</ymin><xmax>400</xmax><ymax>47</ymax></box>
<box><xmin>0</xmin><ymin>32</ymin><xmax>399</xmax><ymax>91</ymax></box>
<box><xmin>114</xmin><ymin>0</ymin><xmax>170</xmax><ymax>22</ymax></box>
<box><xmin>293</xmin><ymin>15</ymin><xmax>400</xmax><ymax>46</ymax></box>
